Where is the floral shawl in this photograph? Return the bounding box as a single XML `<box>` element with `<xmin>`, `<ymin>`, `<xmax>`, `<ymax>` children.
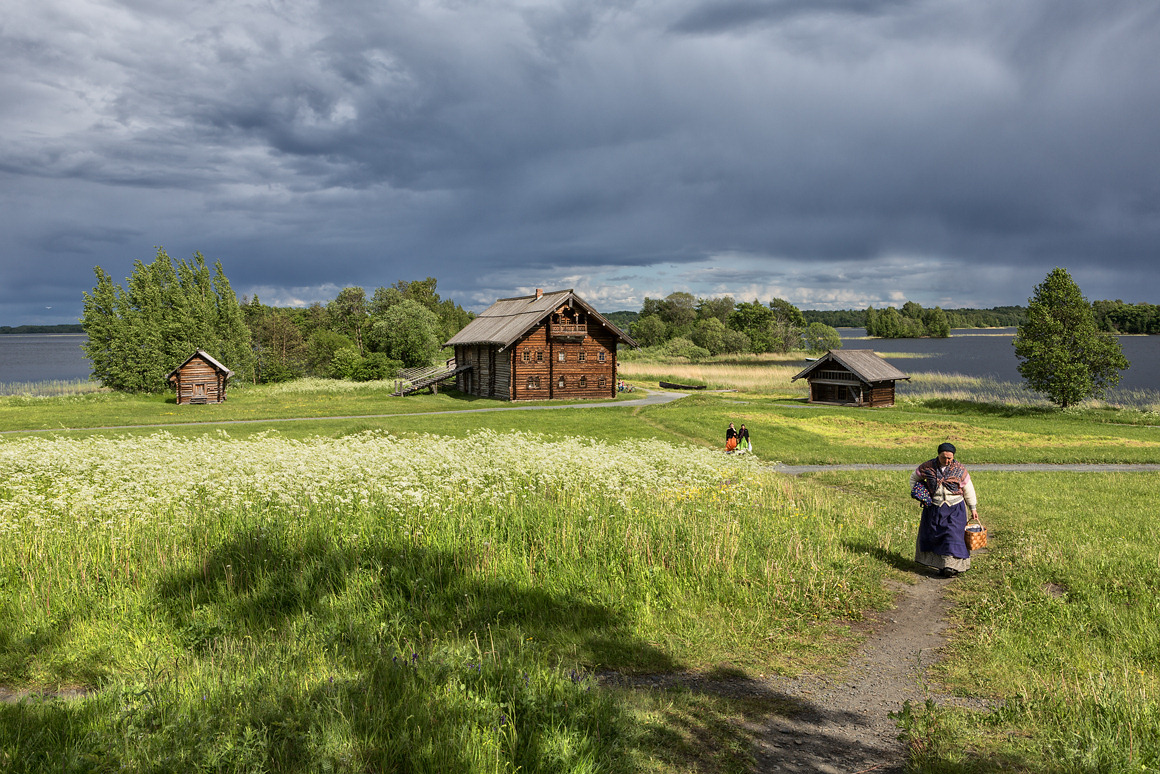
<box><xmin>913</xmin><ymin>458</ymin><xmax>968</xmax><ymax>500</ymax></box>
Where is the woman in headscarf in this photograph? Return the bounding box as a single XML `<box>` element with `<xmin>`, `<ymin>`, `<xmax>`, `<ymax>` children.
<box><xmin>910</xmin><ymin>442</ymin><xmax>980</xmax><ymax>577</ymax></box>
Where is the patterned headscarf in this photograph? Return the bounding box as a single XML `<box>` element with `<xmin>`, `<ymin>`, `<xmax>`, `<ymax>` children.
<box><xmin>915</xmin><ymin>457</ymin><xmax>968</xmax><ymax>496</ymax></box>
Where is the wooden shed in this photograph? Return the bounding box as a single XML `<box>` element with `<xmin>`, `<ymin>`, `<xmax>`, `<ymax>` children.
<box><xmin>444</xmin><ymin>288</ymin><xmax>637</xmax><ymax>400</ymax></box>
<box><xmin>167</xmin><ymin>349</ymin><xmax>234</xmax><ymax>405</ymax></box>
<box><xmin>791</xmin><ymin>349</ymin><xmax>909</xmax><ymax>407</ymax></box>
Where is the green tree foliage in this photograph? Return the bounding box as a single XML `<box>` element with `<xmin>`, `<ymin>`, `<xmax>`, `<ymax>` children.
<box><xmin>630</xmin><ymin>314</ymin><xmax>667</xmax><ymax>347</ymax></box>
<box><xmin>695</xmin><ymin>295</ymin><xmax>735</xmax><ymax>326</ymax></box>
<box><xmin>1092</xmin><ymin>299</ymin><xmax>1160</xmax><ymax>334</ymax></box>
<box><xmin>728</xmin><ymin>301</ymin><xmax>777</xmax><ymax>353</ymax></box>
<box><xmin>769</xmin><ymin>298</ymin><xmax>806</xmax><ymax>329</ymax></box>
<box><xmin>922</xmin><ymin>307</ymin><xmax>951</xmax><ymax>338</ymax></box>
<box><xmin>81</xmin><ymin>249</ymin><xmax>253</xmax><ymax>392</ymax></box>
<box><xmin>664</xmin><ymin>337</ymin><xmax>710</xmax><ymax>361</ymax></box>
<box><xmin>1014</xmin><ymin>268</ymin><xmax>1130</xmax><ymax>408</ymax></box>
<box><xmin>251</xmin><ymin>306</ymin><xmax>307</xmax><ymax>383</ymax></box>
<box><xmin>369</xmin><ymin>278</ymin><xmax>473</xmax><ymax>343</ymax></box>
<box><xmin>864</xmin><ymin>303</ymin><xmax>946</xmax><ymax>338</ymax></box>
<box><xmin>329</xmin><ymin>287</ymin><xmax>369</xmax><ymax>354</ymax></box>
<box><xmin>803</xmin><ymin>322</ymin><xmax>843</xmax><ymax>355</ymax></box>
<box><xmin>306</xmin><ymin>329</ymin><xmax>354</xmax><ymax>376</ymax></box>
<box><xmin>657</xmin><ymin>292</ymin><xmax>697</xmax><ymax>338</ymax></box>
<box><xmin>367</xmin><ymin>299</ymin><xmax>442</xmax><ymax>367</ymax></box>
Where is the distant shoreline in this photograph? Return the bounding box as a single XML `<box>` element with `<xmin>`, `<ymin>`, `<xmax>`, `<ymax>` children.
<box><xmin>0</xmin><ymin>324</ymin><xmax>84</xmax><ymax>334</ymax></box>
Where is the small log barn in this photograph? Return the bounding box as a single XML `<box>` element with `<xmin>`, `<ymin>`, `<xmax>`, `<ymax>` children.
<box><xmin>791</xmin><ymin>349</ymin><xmax>909</xmax><ymax>407</ymax></box>
<box><xmin>445</xmin><ymin>288</ymin><xmax>637</xmax><ymax>400</ymax></box>
<box><xmin>167</xmin><ymin>349</ymin><xmax>234</xmax><ymax>405</ymax></box>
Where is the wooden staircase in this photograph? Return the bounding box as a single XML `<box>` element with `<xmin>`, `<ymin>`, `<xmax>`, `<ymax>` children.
<box><xmin>392</xmin><ymin>359</ymin><xmax>472</xmax><ymax>396</ymax></box>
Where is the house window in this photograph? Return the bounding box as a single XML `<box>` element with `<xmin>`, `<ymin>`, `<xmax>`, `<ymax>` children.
<box><xmin>558</xmin><ymin>376</ymin><xmax>566</xmax><ymax>389</ymax></box>
<box><xmin>599</xmin><ymin>377</ymin><xmax>606</xmax><ymax>388</ymax></box>
<box><xmin>598</xmin><ymin>351</ymin><xmax>606</xmax><ymax>362</ymax></box>
<box><xmin>522</xmin><ymin>350</ymin><xmax>530</xmax><ymax>362</ymax></box>
<box><xmin>536</xmin><ymin>350</ymin><xmax>543</xmax><ymax>363</ymax></box>
<box><xmin>579</xmin><ymin>376</ymin><xmax>587</xmax><ymax>388</ymax></box>
<box><xmin>578</xmin><ymin>351</ymin><xmax>586</xmax><ymax>362</ymax></box>
<box><xmin>558</xmin><ymin>351</ymin><xmax>566</xmax><ymax>362</ymax></box>
<box><xmin>526</xmin><ymin>376</ymin><xmax>540</xmax><ymax>389</ymax></box>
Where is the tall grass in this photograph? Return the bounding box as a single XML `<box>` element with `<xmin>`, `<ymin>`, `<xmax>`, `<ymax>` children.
<box><xmin>617</xmin><ymin>353</ymin><xmax>809</xmax><ymax>395</ymax></box>
<box><xmin>0</xmin><ymin>379</ymin><xmax>105</xmax><ymax>398</ymax></box>
<box><xmin>0</xmin><ymin>430</ymin><xmax>907</xmax><ymax>773</ymax></box>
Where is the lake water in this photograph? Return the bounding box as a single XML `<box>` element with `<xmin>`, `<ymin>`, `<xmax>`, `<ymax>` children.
<box><xmin>1</xmin><ymin>330</ymin><xmax>1157</xmax><ymax>400</ymax></box>
<box><xmin>839</xmin><ymin>327</ymin><xmax>1160</xmax><ymax>395</ymax></box>
<box><xmin>0</xmin><ymin>334</ymin><xmax>91</xmax><ymax>384</ymax></box>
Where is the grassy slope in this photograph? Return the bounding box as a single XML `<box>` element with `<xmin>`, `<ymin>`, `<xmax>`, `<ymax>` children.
<box><xmin>1</xmin><ymin>380</ymin><xmax>1158</xmax><ymax>772</ymax></box>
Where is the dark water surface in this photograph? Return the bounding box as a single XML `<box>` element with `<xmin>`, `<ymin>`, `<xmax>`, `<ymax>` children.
<box><xmin>0</xmin><ymin>334</ymin><xmax>91</xmax><ymax>383</ymax></box>
<box><xmin>839</xmin><ymin>327</ymin><xmax>1160</xmax><ymax>393</ymax></box>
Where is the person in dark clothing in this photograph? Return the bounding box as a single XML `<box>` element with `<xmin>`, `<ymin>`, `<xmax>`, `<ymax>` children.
<box><xmin>737</xmin><ymin>424</ymin><xmax>751</xmax><ymax>453</ymax></box>
<box><xmin>910</xmin><ymin>442</ymin><xmax>980</xmax><ymax>577</ymax></box>
<box><xmin>725</xmin><ymin>423</ymin><xmax>738</xmax><ymax>452</ymax></box>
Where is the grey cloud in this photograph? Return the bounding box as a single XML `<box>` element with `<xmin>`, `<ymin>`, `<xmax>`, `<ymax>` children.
<box><xmin>3</xmin><ymin>0</ymin><xmax>1160</xmax><ymax>325</ymax></box>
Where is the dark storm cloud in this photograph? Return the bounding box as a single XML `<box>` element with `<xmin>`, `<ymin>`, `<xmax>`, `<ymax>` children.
<box><xmin>671</xmin><ymin>0</ymin><xmax>915</xmax><ymax>35</ymax></box>
<box><xmin>2</xmin><ymin>0</ymin><xmax>1159</xmax><ymax>325</ymax></box>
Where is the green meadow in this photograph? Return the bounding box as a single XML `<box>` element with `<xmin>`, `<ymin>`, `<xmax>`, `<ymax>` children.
<box><xmin>1</xmin><ymin>372</ymin><xmax>1157</xmax><ymax>772</ymax></box>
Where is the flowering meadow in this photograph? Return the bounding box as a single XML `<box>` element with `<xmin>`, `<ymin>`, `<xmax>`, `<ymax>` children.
<box><xmin>0</xmin><ymin>429</ymin><xmax>908</xmax><ymax>773</ymax></box>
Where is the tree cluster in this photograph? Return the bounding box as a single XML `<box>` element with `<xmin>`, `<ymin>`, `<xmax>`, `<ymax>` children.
<box><xmin>1092</xmin><ymin>300</ymin><xmax>1160</xmax><ymax>335</ymax></box>
<box><xmin>864</xmin><ymin>302</ymin><xmax>951</xmax><ymax>338</ymax></box>
<box><xmin>82</xmin><ymin>251</ymin><xmax>473</xmax><ymax>392</ymax></box>
<box><xmin>627</xmin><ymin>292</ymin><xmax>841</xmax><ymax>358</ymax></box>
<box><xmin>243</xmin><ymin>278</ymin><xmax>472</xmax><ymax>383</ymax></box>
<box><xmin>82</xmin><ymin>249</ymin><xmax>253</xmax><ymax>392</ymax></box>
<box><xmin>803</xmin><ymin>305</ymin><xmax>1027</xmax><ymax>330</ymax></box>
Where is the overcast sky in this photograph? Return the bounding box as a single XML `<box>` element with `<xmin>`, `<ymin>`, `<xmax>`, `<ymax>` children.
<box><xmin>3</xmin><ymin>0</ymin><xmax>1158</xmax><ymax>325</ymax></box>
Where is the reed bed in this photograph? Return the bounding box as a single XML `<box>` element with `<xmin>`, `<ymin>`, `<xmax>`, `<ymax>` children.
<box><xmin>0</xmin><ymin>430</ymin><xmax>906</xmax><ymax>773</ymax></box>
<box><xmin>617</xmin><ymin>353</ymin><xmax>809</xmax><ymax>395</ymax></box>
<box><xmin>0</xmin><ymin>379</ymin><xmax>105</xmax><ymax>398</ymax></box>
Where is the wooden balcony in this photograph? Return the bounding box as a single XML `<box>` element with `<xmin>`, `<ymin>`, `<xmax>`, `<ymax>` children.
<box><xmin>550</xmin><ymin>323</ymin><xmax>587</xmax><ymax>339</ymax></box>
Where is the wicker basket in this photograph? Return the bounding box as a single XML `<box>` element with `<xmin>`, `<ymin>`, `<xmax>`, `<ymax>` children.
<box><xmin>964</xmin><ymin>519</ymin><xmax>988</xmax><ymax>550</ymax></box>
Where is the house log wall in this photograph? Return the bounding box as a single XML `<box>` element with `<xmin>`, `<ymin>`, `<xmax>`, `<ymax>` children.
<box><xmin>807</xmin><ymin>374</ymin><xmax>896</xmax><ymax>407</ymax></box>
<box><xmin>455</xmin><ymin>317</ymin><xmax>620</xmax><ymax>401</ymax></box>
<box><xmin>172</xmin><ymin>359</ymin><xmax>228</xmax><ymax>404</ymax></box>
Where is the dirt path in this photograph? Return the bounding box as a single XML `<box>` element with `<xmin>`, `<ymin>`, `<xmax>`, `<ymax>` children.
<box><xmin>751</xmin><ymin>573</ymin><xmax>985</xmax><ymax>773</ymax></box>
<box><xmin>603</xmin><ymin>569</ymin><xmax>983</xmax><ymax>773</ymax></box>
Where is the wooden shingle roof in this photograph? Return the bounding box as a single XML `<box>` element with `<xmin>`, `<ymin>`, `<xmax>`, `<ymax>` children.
<box><xmin>445</xmin><ymin>289</ymin><xmax>637</xmax><ymax>349</ymax></box>
<box><xmin>167</xmin><ymin>349</ymin><xmax>234</xmax><ymax>380</ymax></box>
<box><xmin>791</xmin><ymin>349</ymin><xmax>909</xmax><ymax>383</ymax></box>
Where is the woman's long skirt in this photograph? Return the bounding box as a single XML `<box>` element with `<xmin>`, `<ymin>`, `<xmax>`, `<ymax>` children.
<box><xmin>915</xmin><ymin>501</ymin><xmax>971</xmax><ymax>573</ymax></box>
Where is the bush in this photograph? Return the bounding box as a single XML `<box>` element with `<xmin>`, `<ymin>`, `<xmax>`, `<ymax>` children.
<box><xmin>257</xmin><ymin>361</ymin><xmax>299</xmax><ymax>384</ymax></box>
<box><xmin>328</xmin><ymin>347</ymin><xmax>363</xmax><ymax>380</ymax></box>
<box><xmin>353</xmin><ymin>353</ymin><xmax>402</xmax><ymax>382</ymax></box>
<box><xmin>664</xmin><ymin>338</ymin><xmax>711</xmax><ymax>361</ymax></box>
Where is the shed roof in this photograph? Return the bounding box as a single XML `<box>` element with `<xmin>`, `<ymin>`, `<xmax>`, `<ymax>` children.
<box><xmin>791</xmin><ymin>349</ymin><xmax>910</xmax><ymax>383</ymax></box>
<box><xmin>167</xmin><ymin>349</ymin><xmax>235</xmax><ymax>380</ymax></box>
<box><xmin>445</xmin><ymin>289</ymin><xmax>637</xmax><ymax>349</ymax></box>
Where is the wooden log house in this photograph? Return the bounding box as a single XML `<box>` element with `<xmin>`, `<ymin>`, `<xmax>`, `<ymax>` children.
<box><xmin>444</xmin><ymin>289</ymin><xmax>637</xmax><ymax>400</ymax></box>
<box><xmin>791</xmin><ymin>349</ymin><xmax>910</xmax><ymax>407</ymax></box>
<box><xmin>167</xmin><ymin>349</ymin><xmax>234</xmax><ymax>404</ymax></box>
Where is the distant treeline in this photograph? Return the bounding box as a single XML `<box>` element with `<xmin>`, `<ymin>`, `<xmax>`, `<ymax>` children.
<box><xmin>803</xmin><ymin>306</ymin><xmax>1028</xmax><ymax>329</ymax></box>
<box><xmin>1092</xmin><ymin>300</ymin><xmax>1160</xmax><ymax>334</ymax></box>
<box><xmin>0</xmin><ymin>324</ymin><xmax>84</xmax><ymax>334</ymax></box>
<box><xmin>80</xmin><ymin>248</ymin><xmax>476</xmax><ymax>391</ymax></box>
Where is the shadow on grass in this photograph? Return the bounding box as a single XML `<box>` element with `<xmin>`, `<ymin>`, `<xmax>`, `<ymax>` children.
<box><xmin>842</xmin><ymin>538</ymin><xmax>924</xmax><ymax>575</ymax></box>
<box><xmin>0</xmin><ymin>524</ymin><xmax>672</xmax><ymax>772</ymax></box>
